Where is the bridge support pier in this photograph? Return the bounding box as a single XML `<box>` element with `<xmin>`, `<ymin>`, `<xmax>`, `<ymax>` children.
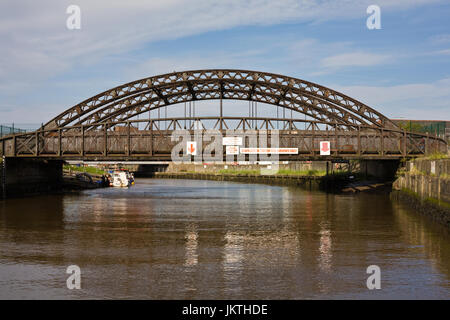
<box><xmin>359</xmin><ymin>159</ymin><xmax>400</xmax><ymax>180</ymax></box>
<box><xmin>1</xmin><ymin>158</ymin><xmax>63</xmax><ymax>198</ymax></box>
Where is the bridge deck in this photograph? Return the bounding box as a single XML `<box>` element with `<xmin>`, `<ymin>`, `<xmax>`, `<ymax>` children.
<box><xmin>1</xmin><ymin>118</ymin><xmax>446</xmax><ymax>161</ymax></box>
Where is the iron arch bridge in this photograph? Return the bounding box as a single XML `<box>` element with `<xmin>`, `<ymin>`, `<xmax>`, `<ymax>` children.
<box><xmin>0</xmin><ymin>69</ymin><xmax>446</xmax><ymax>161</ymax></box>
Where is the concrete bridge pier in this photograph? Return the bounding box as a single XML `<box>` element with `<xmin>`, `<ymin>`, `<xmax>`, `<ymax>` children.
<box><xmin>360</xmin><ymin>159</ymin><xmax>400</xmax><ymax>180</ymax></box>
<box><xmin>1</xmin><ymin>158</ymin><xmax>63</xmax><ymax>198</ymax></box>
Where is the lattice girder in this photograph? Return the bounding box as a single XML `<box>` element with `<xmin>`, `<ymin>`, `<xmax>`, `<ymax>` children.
<box><xmin>44</xmin><ymin>69</ymin><xmax>398</xmax><ymax>130</ymax></box>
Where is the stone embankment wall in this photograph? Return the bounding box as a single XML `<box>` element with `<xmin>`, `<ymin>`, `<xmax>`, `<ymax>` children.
<box><xmin>155</xmin><ymin>171</ymin><xmax>322</xmax><ymax>189</ymax></box>
<box><xmin>165</xmin><ymin>161</ymin><xmax>328</xmax><ymax>173</ymax></box>
<box><xmin>1</xmin><ymin>158</ymin><xmax>63</xmax><ymax>199</ymax></box>
<box><xmin>392</xmin><ymin>158</ymin><xmax>450</xmax><ymax>226</ymax></box>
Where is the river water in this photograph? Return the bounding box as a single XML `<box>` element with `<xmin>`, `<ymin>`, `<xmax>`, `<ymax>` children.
<box><xmin>0</xmin><ymin>178</ymin><xmax>449</xmax><ymax>299</ymax></box>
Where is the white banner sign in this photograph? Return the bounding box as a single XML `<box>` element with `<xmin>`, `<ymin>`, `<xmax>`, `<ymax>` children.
<box><xmin>226</xmin><ymin>146</ymin><xmax>240</xmax><ymax>155</ymax></box>
<box><xmin>240</xmin><ymin>148</ymin><xmax>298</xmax><ymax>154</ymax></box>
<box><xmin>222</xmin><ymin>137</ymin><xmax>243</xmax><ymax>146</ymax></box>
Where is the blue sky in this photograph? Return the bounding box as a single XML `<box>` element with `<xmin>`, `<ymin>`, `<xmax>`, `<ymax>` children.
<box><xmin>0</xmin><ymin>0</ymin><xmax>449</xmax><ymax>126</ymax></box>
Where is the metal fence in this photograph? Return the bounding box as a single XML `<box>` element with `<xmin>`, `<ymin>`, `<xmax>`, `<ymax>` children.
<box><xmin>446</xmin><ymin>128</ymin><xmax>450</xmax><ymax>147</ymax></box>
<box><xmin>0</xmin><ymin>125</ymin><xmax>28</xmax><ymax>138</ymax></box>
<box><xmin>421</xmin><ymin>121</ymin><xmax>447</xmax><ymax>137</ymax></box>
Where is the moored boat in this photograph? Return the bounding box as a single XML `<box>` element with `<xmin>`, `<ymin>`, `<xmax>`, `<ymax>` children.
<box><xmin>111</xmin><ymin>171</ymin><xmax>130</xmax><ymax>187</ymax></box>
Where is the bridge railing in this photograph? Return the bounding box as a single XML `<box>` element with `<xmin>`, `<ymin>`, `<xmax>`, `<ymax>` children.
<box><xmin>0</xmin><ymin>117</ymin><xmax>447</xmax><ymax>160</ymax></box>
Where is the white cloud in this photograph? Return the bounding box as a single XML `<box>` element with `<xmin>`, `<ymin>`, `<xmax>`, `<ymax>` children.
<box><xmin>321</xmin><ymin>52</ymin><xmax>392</xmax><ymax>68</ymax></box>
<box><xmin>0</xmin><ymin>0</ymin><xmax>443</xmax><ymax>95</ymax></box>
<box><xmin>433</xmin><ymin>49</ymin><xmax>450</xmax><ymax>55</ymax></box>
<box><xmin>287</xmin><ymin>39</ymin><xmax>393</xmax><ymax>75</ymax></box>
<box><xmin>430</xmin><ymin>34</ymin><xmax>450</xmax><ymax>44</ymax></box>
<box><xmin>123</xmin><ymin>49</ymin><xmax>272</xmax><ymax>80</ymax></box>
<box><xmin>333</xmin><ymin>78</ymin><xmax>450</xmax><ymax>120</ymax></box>
<box><xmin>0</xmin><ymin>0</ymin><xmax>447</xmax><ymax>122</ymax></box>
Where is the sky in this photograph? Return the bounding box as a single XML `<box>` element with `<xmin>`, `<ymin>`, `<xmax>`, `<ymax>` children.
<box><xmin>0</xmin><ymin>0</ymin><xmax>449</xmax><ymax>127</ymax></box>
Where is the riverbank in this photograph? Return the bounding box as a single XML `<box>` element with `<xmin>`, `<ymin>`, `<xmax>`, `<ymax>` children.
<box><xmin>0</xmin><ymin>162</ymin><xmax>106</xmax><ymax>199</ymax></box>
<box><xmin>154</xmin><ymin>171</ymin><xmax>391</xmax><ymax>193</ymax></box>
<box><xmin>62</xmin><ymin>169</ymin><xmax>107</xmax><ymax>191</ymax></box>
<box><xmin>151</xmin><ymin>160</ymin><xmax>392</xmax><ymax>193</ymax></box>
<box><xmin>392</xmin><ymin>156</ymin><xmax>450</xmax><ymax>227</ymax></box>
<box><xmin>155</xmin><ymin>171</ymin><xmax>322</xmax><ymax>189</ymax></box>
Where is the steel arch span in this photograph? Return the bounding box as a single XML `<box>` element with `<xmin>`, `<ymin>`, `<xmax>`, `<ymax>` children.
<box><xmin>43</xmin><ymin>69</ymin><xmax>398</xmax><ymax>130</ymax></box>
<box><xmin>0</xmin><ymin>69</ymin><xmax>447</xmax><ymax>160</ymax></box>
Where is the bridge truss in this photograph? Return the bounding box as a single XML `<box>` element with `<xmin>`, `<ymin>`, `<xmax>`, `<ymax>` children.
<box><xmin>0</xmin><ymin>69</ymin><xmax>447</xmax><ymax>160</ymax></box>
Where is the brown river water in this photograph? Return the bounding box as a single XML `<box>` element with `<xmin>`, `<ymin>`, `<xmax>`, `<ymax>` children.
<box><xmin>0</xmin><ymin>178</ymin><xmax>449</xmax><ymax>299</ymax></box>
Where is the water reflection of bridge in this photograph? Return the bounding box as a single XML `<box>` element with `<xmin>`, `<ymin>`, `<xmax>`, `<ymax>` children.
<box><xmin>1</xmin><ymin>181</ymin><xmax>449</xmax><ymax>298</ymax></box>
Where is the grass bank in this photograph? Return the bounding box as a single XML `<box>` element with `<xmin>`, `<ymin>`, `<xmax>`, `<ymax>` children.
<box><xmin>63</xmin><ymin>164</ymin><xmax>106</xmax><ymax>176</ymax></box>
<box><xmin>418</xmin><ymin>152</ymin><xmax>449</xmax><ymax>160</ymax></box>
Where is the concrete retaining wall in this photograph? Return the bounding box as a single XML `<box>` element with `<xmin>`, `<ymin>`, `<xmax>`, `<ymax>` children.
<box><xmin>394</xmin><ymin>172</ymin><xmax>450</xmax><ymax>204</ymax></box>
<box><xmin>166</xmin><ymin>161</ymin><xmax>328</xmax><ymax>174</ymax></box>
<box><xmin>406</xmin><ymin>158</ymin><xmax>450</xmax><ymax>176</ymax></box>
<box><xmin>155</xmin><ymin>171</ymin><xmax>322</xmax><ymax>190</ymax></box>
<box><xmin>1</xmin><ymin>158</ymin><xmax>63</xmax><ymax>198</ymax></box>
<box><xmin>393</xmin><ymin>158</ymin><xmax>450</xmax><ymax>226</ymax></box>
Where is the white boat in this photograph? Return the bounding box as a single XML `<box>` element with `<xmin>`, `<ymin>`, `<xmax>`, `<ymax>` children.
<box><xmin>126</xmin><ymin>171</ymin><xmax>135</xmax><ymax>185</ymax></box>
<box><xmin>111</xmin><ymin>171</ymin><xmax>130</xmax><ymax>187</ymax></box>
<box><xmin>120</xmin><ymin>170</ymin><xmax>135</xmax><ymax>186</ymax></box>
